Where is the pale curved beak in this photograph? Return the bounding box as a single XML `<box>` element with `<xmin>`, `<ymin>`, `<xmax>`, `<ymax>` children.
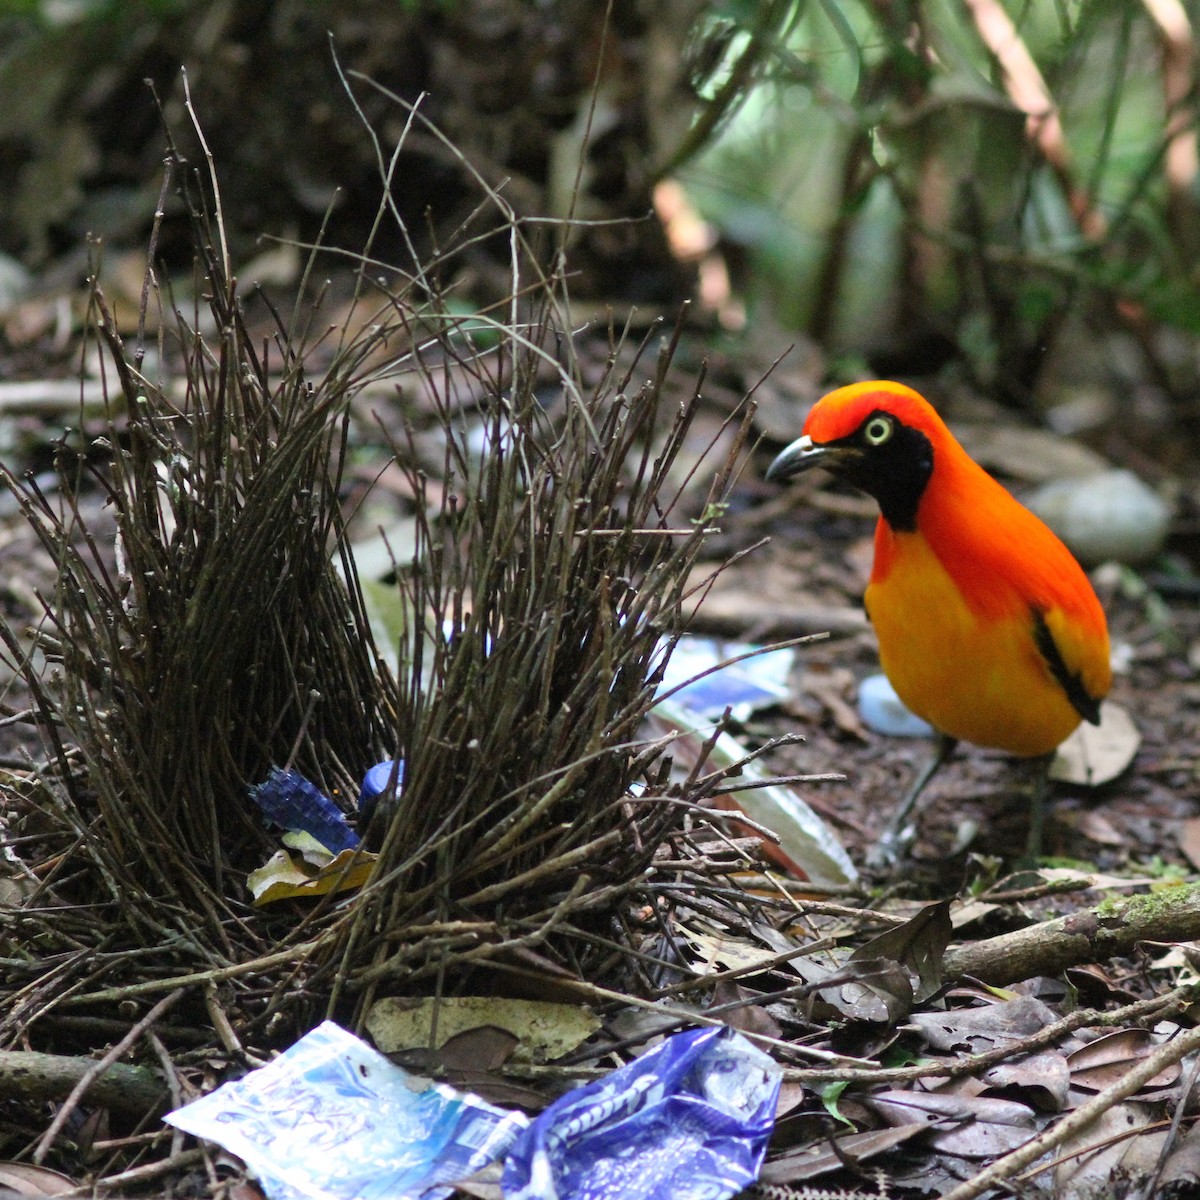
<box><xmin>766</xmin><ymin>434</ymin><xmax>833</xmax><ymax>482</ymax></box>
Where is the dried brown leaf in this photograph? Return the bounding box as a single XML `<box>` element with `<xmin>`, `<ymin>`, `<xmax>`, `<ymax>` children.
<box><xmin>710</xmin><ymin>979</ymin><xmax>783</xmax><ymax>1041</ymax></box>
<box><xmin>1160</xmin><ymin>1118</ymin><xmax>1200</xmax><ymax>1189</ymax></box>
<box><xmin>1067</xmin><ymin>1028</ymin><xmax>1182</xmax><ymax>1092</ymax></box>
<box><xmin>852</xmin><ymin>900</ymin><xmax>952</xmax><ymax>1001</ymax></box>
<box><xmin>907</xmin><ymin>995</ymin><xmax>1059</xmax><ymax>1054</ymax></box>
<box><xmin>0</xmin><ymin>1162</ymin><xmax>77</xmax><ymax>1195</ymax></box>
<box><xmin>1049</xmin><ymin>701</ymin><xmax>1140</xmax><ymax>787</ymax></box>
<box><xmin>1180</xmin><ymin>818</ymin><xmax>1200</xmax><ymax>873</ymax></box>
<box><xmin>365</xmin><ymin>996</ymin><xmax>600</xmax><ymax>1064</ymax></box>
<box><xmin>982</xmin><ymin>1050</ymin><xmax>1072</xmax><ymax>1111</ymax></box>
<box><xmin>436</xmin><ymin>1026</ymin><xmax>520</xmax><ymax>1072</ymax></box>
<box><xmin>1052</xmin><ymin>1101</ymin><xmax>1165</xmax><ymax>1200</ymax></box>
<box><xmin>867</xmin><ymin>1090</ymin><xmax>1037</xmax><ymax>1158</ymax></box>
<box><xmin>759</xmin><ymin>1124</ymin><xmax>929</xmax><ymax>1184</ymax></box>
<box><xmin>821</xmin><ymin>957</ymin><xmax>914</xmax><ymax>1024</ymax></box>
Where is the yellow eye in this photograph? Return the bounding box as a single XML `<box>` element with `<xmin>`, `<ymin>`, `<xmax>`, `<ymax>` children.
<box><xmin>864</xmin><ymin>416</ymin><xmax>893</xmax><ymax>446</ymax></box>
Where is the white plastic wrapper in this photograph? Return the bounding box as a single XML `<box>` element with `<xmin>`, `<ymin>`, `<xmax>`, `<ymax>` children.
<box><xmin>657</xmin><ymin>638</ymin><xmax>795</xmax><ymax>722</ymax></box>
<box><xmin>166</xmin><ymin>1021</ymin><xmax>527</xmax><ymax>1200</ymax></box>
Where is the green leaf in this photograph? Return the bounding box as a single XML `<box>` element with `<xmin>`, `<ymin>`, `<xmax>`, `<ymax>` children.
<box><xmin>817</xmin><ymin>1080</ymin><xmax>856</xmax><ymax>1128</ymax></box>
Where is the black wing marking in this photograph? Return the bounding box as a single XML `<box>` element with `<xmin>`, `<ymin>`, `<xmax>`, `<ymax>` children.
<box><xmin>1031</xmin><ymin>608</ymin><xmax>1102</xmax><ymax>726</ymax></box>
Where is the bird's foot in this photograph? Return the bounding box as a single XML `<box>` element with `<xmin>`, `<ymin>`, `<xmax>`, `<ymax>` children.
<box><xmin>865</xmin><ymin>733</ymin><xmax>958</xmax><ymax>870</ymax></box>
<box><xmin>865</xmin><ymin>819</ymin><xmax>916</xmax><ymax>870</ymax></box>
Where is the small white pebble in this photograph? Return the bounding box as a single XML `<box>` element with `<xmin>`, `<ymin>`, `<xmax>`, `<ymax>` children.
<box><xmin>1024</xmin><ymin>470</ymin><xmax>1170</xmax><ymax>566</ymax></box>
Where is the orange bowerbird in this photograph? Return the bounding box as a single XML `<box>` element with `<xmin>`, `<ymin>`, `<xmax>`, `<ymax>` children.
<box><xmin>766</xmin><ymin>380</ymin><xmax>1111</xmax><ymax>862</ymax></box>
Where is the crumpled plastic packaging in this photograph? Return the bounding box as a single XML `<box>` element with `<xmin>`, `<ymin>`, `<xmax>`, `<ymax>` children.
<box><xmin>657</xmin><ymin>637</ymin><xmax>794</xmax><ymax>722</ymax></box>
<box><xmin>250</xmin><ymin>769</ymin><xmax>360</xmax><ymax>853</ymax></box>
<box><xmin>165</xmin><ymin>1020</ymin><xmax>527</xmax><ymax>1200</ymax></box>
<box><xmin>503</xmin><ymin>1025</ymin><xmax>782</xmax><ymax>1200</ymax></box>
<box><xmin>857</xmin><ymin>672</ymin><xmax>934</xmax><ymax>739</ymax></box>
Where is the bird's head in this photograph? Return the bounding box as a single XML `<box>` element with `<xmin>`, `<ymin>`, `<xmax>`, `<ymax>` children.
<box><xmin>765</xmin><ymin>380</ymin><xmax>948</xmax><ymax>531</ymax></box>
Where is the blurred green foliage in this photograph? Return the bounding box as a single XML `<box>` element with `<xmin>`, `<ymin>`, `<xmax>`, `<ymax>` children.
<box><xmin>682</xmin><ymin>0</ymin><xmax>1200</xmax><ymax>405</ymax></box>
<box><xmin>1</xmin><ymin>0</ymin><xmax>1198</xmax><ymax>408</ymax></box>
<box><xmin>0</xmin><ymin>0</ymin><xmax>188</xmax><ymax>21</ymax></box>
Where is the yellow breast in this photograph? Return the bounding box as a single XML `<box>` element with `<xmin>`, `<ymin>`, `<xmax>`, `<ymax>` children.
<box><xmin>865</xmin><ymin>531</ymin><xmax>1086</xmax><ymax>756</ymax></box>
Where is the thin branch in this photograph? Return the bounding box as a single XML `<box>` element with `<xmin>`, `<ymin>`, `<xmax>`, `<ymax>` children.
<box><xmin>32</xmin><ymin>988</ymin><xmax>183</xmax><ymax>1164</ymax></box>
<box><xmin>964</xmin><ymin>0</ymin><xmax>1107</xmax><ymax>240</ymax></box>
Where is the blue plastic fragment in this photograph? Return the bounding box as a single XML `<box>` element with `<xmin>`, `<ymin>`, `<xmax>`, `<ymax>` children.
<box><xmin>503</xmin><ymin>1025</ymin><xmax>782</xmax><ymax>1200</ymax></box>
<box><xmin>857</xmin><ymin>673</ymin><xmax>935</xmax><ymax>738</ymax></box>
<box><xmin>357</xmin><ymin>758</ymin><xmax>404</xmax><ymax>826</ymax></box>
<box><xmin>250</xmin><ymin>768</ymin><xmax>360</xmax><ymax>853</ymax></box>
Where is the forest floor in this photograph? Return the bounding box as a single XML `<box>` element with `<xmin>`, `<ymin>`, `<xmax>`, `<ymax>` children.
<box><xmin>2</xmin><ymin>262</ymin><xmax>1200</xmax><ymax>1198</ymax></box>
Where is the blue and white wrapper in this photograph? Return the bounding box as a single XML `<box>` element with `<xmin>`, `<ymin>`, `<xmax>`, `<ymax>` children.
<box><xmin>502</xmin><ymin>1025</ymin><xmax>782</xmax><ymax>1200</ymax></box>
<box><xmin>166</xmin><ymin>1020</ymin><xmax>526</xmax><ymax>1200</ymax></box>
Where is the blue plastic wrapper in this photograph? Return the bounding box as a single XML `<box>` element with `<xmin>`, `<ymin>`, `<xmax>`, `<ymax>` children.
<box><xmin>251</xmin><ymin>769</ymin><xmax>360</xmax><ymax>854</ymax></box>
<box><xmin>165</xmin><ymin>1020</ymin><xmax>527</xmax><ymax>1200</ymax></box>
<box><xmin>357</xmin><ymin>758</ymin><xmax>404</xmax><ymax>827</ymax></box>
<box><xmin>502</xmin><ymin>1025</ymin><xmax>782</xmax><ymax>1200</ymax></box>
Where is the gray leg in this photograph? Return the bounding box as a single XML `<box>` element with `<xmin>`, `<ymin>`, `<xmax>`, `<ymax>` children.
<box><xmin>1023</xmin><ymin>755</ymin><xmax>1055</xmax><ymax>861</ymax></box>
<box><xmin>868</xmin><ymin>733</ymin><xmax>958</xmax><ymax>868</ymax></box>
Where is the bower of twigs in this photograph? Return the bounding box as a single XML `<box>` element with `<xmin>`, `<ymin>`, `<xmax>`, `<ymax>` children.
<box><xmin>0</xmin><ymin>92</ymin><xmax>811</xmax><ymax>1179</ymax></box>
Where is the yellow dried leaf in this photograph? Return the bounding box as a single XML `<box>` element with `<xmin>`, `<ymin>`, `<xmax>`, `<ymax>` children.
<box><xmin>248</xmin><ymin>848</ymin><xmax>375</xmax><ymax>906</ymax></box>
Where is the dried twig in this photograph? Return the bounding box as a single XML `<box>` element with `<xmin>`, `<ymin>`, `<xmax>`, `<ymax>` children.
<box><xmin>0</xmin><ymin>1051</ymin><xmax>166</xmax><ymax>1115</ymax></box>
<box><xmin>31</xmin><ymin>988</ymin><xmax>182</xmax><ymax>1164</ymax></box>
<box><xmin>942</xmin><ymin>1019</ymin><xmax>1200</xmax><ymax>1200</ymax></box>
<box><xmin>782</xmin><ymin>983</ymin><xmax>1196</xmax><ymax>1086</ymax></box>
<box><xmin>1144</xmin><ymin>0</ymin><xmax>1199</xmax><ymax>246</ymax></box>
<box><xmin>943</xmin><ymin>884</ymin><xmax>1200</xmax><ymax>985</ymax></box>
<box><xmin>66</xmin><ymin>1148</ymin><xmax>207</xmax><ymax>1196</ymax></box>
